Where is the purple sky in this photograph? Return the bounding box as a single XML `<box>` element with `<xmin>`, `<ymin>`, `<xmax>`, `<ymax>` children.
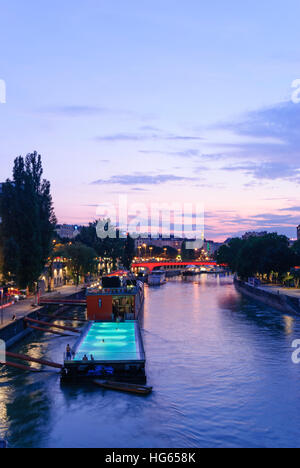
<box><xmin>1</xmin><ymin>1</ymin><xmax>300</xmax><ymax>240</ymax></box>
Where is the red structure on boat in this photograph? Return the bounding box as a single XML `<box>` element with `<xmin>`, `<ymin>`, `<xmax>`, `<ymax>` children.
<box><xmin>86</xmin><ymin>275</ymin><xmax>144</xmax><ymax>322</ymax></box>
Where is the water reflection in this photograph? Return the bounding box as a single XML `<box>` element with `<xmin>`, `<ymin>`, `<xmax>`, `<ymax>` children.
<box><xmin>283</xmin><ymin>315</ymin><xmax>295</xmax><ymax>335</ymax></box>
<box><xmin>1</xmin><ymin>278</ymin><xmax>300</xmax><ymax>448</ymax></box>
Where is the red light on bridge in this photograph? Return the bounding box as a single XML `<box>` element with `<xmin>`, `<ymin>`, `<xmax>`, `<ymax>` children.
<box><xmin>132</xmin><ymin>260</ymin><xmax>222</xmax><ymax>273</ymax></box>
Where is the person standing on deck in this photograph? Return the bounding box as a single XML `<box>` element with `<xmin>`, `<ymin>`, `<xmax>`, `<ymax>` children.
<box><xmin>66</xmin><ymin>345</ymin><xmax>72</xmax><ymax>360</ymax></box>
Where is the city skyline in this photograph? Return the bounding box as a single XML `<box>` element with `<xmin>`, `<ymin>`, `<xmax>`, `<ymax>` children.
<box><xmin>1</xmin><ymin>1</ymin><xmax>300</xmax><ymax>241</ymax></box>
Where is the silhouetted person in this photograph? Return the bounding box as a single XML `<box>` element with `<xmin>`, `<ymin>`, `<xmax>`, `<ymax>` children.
<box><xmin>66</xmin><ymin>345</ymin><xmax>72</xmax><ymax>360</ymax></box>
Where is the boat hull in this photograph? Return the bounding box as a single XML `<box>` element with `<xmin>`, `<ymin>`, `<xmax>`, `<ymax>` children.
<box><xmin>148</xmin><ymin>278</ymin><xmax>166</xmax><ymax>286</ymax></box>
<box><xmin>93</xmin><ymin>380</ymin><xmax>152</xmax><ymax>395</ymax></box>
<box><xmin>148</xmin><ymin>272</ymin><xmax>166</xmax><ymax>286</ymax></box>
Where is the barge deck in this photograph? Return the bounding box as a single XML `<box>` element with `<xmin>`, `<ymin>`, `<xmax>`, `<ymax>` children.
<box><xmin>61</xmin><ymin>321</ymin><xmax>146</xmax><ymax>384</ymax></box>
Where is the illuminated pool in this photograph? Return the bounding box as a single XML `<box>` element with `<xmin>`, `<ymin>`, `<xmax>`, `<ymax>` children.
<box><xmin>73</xmin><ymin>322</ymin><xmax>142</xmax><ymax>362</ymax></box>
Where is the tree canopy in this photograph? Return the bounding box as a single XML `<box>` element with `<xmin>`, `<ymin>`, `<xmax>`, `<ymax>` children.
<box><xmin>0</xmin><ymin>152</ymin><xmax>56</xmax><ymax>290</ymax></box>
<box><xmin>216</xmin><ymin>233</ymin><xmax>297</xmax><ymax>281</ymax></box>
<box><xmin>55</xmin><ymin>242</ymin><xmax>97</xmax><ymax>286</ymax></box>
<box><xmin>76</xmin><ymin>222</ymin><xmax>135</xmax><ymax>271</ymax></box>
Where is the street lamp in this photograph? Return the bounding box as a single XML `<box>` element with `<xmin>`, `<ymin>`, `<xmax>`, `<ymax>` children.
<box><xmin>0</xmin><ymin>288</ymin><xmax>3</xmax><ymax>325</ymax></box>
<box><xmin>143</xmin><ymin>244</ymin><xmax>147</xmax><ymax>257</ymax></box>
<box><xmin>138</xmin><ymin>246</ymin><xmax>142</xmax><ymax>259</ymax></box>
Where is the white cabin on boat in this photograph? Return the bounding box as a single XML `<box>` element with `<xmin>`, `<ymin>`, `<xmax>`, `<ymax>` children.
<box><xmin>148</xmin><ymin>271</ymin><xmax>166</xmax><ymax>286</ymax></box>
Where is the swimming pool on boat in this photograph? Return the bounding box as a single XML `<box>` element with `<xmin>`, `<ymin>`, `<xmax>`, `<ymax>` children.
<box><xmin>73</xmin><ymin>322</ymin><xmax>142</xmax><ymax>362</ymax></box>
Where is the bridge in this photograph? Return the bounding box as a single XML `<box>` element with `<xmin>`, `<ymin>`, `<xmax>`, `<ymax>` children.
<box><xmin>131</xmin><ymin>261</ymin><xmax>221</xmax><ymax>274</ymax></box>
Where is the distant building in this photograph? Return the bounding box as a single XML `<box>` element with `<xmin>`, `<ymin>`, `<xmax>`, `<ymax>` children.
<box><xmin>242</xmin><ymin>231</ymin><xmax>268</xmax><ymax>240</ymax></box>
<box><xmin>55</xmin><ymin>224</ymin><xmax>81</xmax><ymax>240</ymax></box>
<box><xmin>134</xmin><ymin>235</ymin><xmax>222</xmax><ymax>256</ymax></box>
<box><xmin>39</xmin><ymin>259</ymin><xmax>67</xmax><ymax>294</ymax></box>
<box><xmin>135</xmin><ymin>235</ymin><xmax>183</xmax><ymax>252</ymax></box>
<box><xmin>203</xmin><ymin>240</ymin><xmax>223</xmax><ymax>255</ymax></box>
<box><xmin>297</xmin><ymin>225</ymin><xmax>300</xmax><ymax>241</ymax></box>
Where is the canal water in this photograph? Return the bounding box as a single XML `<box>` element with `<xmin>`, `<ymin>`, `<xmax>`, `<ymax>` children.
<box><xmin>1</xmin><ymin>275</ymin><xmax>300</xmax><ymax>448</ymax></box>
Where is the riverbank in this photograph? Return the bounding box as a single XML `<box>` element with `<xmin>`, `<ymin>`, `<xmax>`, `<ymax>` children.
<box><xmin>0</xmin><ymin>286</ymin><xmax>86</xmax><ymax>348</ymax></box>
<box><xmin>0</xmin><ymin>308</ymin><xmax>44</xmax><ymax>348</ymax></box>
<box><xmin>0</xmin><ymin>284</ymin><xmax>85</xmax><ymax>330</ymax></box>
<box><xmin>234</xmin><ymin>278</ymin><xmax>300</xmax><ymax>316</ymax></box>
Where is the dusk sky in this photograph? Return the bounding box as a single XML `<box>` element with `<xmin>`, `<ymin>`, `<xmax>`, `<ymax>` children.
<box><xmin>1</xmin><ymin>0</ymin><xmax>300</xmax><ymax>240</ymax></box>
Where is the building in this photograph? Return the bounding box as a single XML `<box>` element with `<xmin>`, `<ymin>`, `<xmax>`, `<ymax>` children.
<box><xmin>55</xmin><ymin>224</ymin><xmax>81</xmax><ymax>240</ymax></box>
<box><xmin>135</xmin><ymin>235</ymin><xmax>223</xmax><ymax>257</ymax></box>
<box><xmin>242</xmin><ymin>231</ymin><xmax>268</xmax><ymax>240</ymax></box>
<box><xmin>297</xmin><ymin>225</ymin><xmax>300</xmax><ymax>241</ymax></box>
<box><xmin>39</xmin><ymin>259</ymin><xmax>67</xmax><ymax>294</ymax></box>
<box><xmin>203</xmin><ymin>240</ymin><xmax>223</xmax><ymax>256</ymax></box>
<box><xmin>135</xmin><ymin>235</ymin><xmax>184</xmax><ymax>252</ymax></box>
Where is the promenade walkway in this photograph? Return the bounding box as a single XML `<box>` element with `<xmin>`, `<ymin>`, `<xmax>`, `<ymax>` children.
<box><xmin>258</xmin><ymin>284</ymin><xmax>300</xmax><ymax>300</ymax></box>
<box><xmin>0</xmin><ymin>284</ymin><xmax>85</xmax><ymax>330</ymax></box>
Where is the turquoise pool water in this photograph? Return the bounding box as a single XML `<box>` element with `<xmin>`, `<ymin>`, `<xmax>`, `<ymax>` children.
<box><xmin>74</xmin><ymin>322</ymin><xmax>140</xmax><ymax>361</ymax></box>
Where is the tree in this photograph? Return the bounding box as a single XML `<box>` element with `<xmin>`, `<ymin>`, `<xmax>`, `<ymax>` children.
<box><xmin>77</xmin><ymin>220</ymin><xmax>125</xmax><ymax>271</ymax></box>
<box><xmin>163</xmin><ymin>246</ymin><xmax>178</xmax><ymax>259</ymax></box>
<box><xmin>216</xmin><ymin>234</ymin><xmax>296</xmax><ymax>282</ymax></box>
<box><xmin>181</xmin><ymin>241</ymin><xmax>197</xmax><ymax>261</ymax></box>
<box><xmin>291</xmin><ymin>268</ymin><xmax>300</xmax><ymax>289</ymax></box>
<box><xmin>216</xmin><ymin>238</ymin><xmax>244</xmax><ymax>272</ymax></box>
<box><xmin>0</xmin><ymin>231</ymin><xmax>5</xmax><ymax>283</ymax></box>
<box><xmin>235</xmin><ymin>238</ymin><xmax>261</xmax><ymax>280</ymax></box>
<box><xmin>0</xmin><ymin>152</ymin><xmax>56</xmax><ymax>290</ymax></box>
<box><xmin>292</xmin><ymin>240</ymin><xmax>300</xmax><ymax>265</ymax></box>
<box><xmin>122</xmin><ymin>235</ymin><xmax>135</xmax><ymax>269</ymax></box>
<box><xmin>148</xmin><ymin>245</ymin><xmax>163</xmax><ymax>257</ymax></box>
<box><xmin>100</xmin><ymin>236</ymin><xmax>124</xmax><ymax>270</ymax></box>
<box><xmin>77</xmin><ymin>222</ymin><xmax>102</xmax><ymax>252</ymax></box>
<box><xmin>62</xmin><ymin>243</ymin><xmax>97</xmax><ymax>285</ymax></box>
<box><xmin>235</xmin><ymin>234</ymin><xmax>295</xmax><ymax>281</ymax></box>
<box><xmin>258</xmin><ymin>235</ymin><xmax>296</xmax><ymax>281</ymax></box>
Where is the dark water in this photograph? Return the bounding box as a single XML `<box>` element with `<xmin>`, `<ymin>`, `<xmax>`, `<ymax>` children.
<box><xmin>1</xmin><ymin>275</ymin><xmax>300</xmax><ymax>448</ymax></box>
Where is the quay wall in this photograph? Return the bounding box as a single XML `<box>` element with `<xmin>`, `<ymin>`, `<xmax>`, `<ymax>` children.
<box><xmin>0</xmin><ymin>309</ymin><xmax>42</xmax><ymax>348</ymax></box>
<box><xmin>0</xmin><ymin>290</ymin><xmax>86</xmax><ymax>349</ymax></box>
<box><xmin>234</xmin><ymin>278</ymin><xmax>300</xmax><ymax>316</ymax></box>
